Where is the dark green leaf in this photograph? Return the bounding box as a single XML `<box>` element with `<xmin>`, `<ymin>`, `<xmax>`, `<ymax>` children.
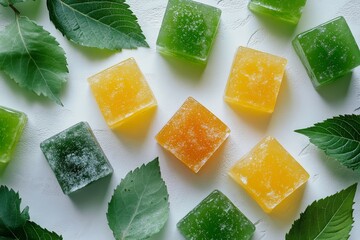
<box><xmin>0</xmin><ymin>16</ymin><xmax>68</xmax><ymax>105</ymax></box>
<box><xmin>47</xmin><ymin>0</ymin><xmax>149</xmax><ymax>50</ymax></box>
<box><xmin>107</xmin><ymin>158</ymin><xmax>169</xmax><ymax>240</ymax></box>
<box><xmin>295</xmin><ymin>115</ymin><xmax>360</xmax><ymax>171</ymax></box>
<box><xmin>286</xmin><ymin>183</ymin><xmax>357</xmax><ymax>240</ymax></box>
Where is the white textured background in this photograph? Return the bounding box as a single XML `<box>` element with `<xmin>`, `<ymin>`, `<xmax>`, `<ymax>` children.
<box><xmin>0</xmin><ymin>0</ymin><xmax>359</xmax><ymax>239</ymax></box>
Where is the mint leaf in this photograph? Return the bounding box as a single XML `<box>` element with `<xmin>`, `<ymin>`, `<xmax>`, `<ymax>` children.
<box><xmin>286</xmin><ymin>183</ymin><xmax>357</xmax><ymax>240</ymax></box>
<box><xmin>295</xmin><ymin>115</ymin><xmax>360</xmax><ymax>171</ymax></box>
<box><xmin>9</xmin><ymin>221</ymin><xmax>62</xmax><ymax>240</ymax></box>
<box><xmin>0</xmin><ymin>0</ymin><xmax>27</xmax><ymax>7</ymax></box>
<box><xmin>47</xmin><ymin>0</ymin><xmax>149</xmax><ymax>50</ymax></box>
<box><xmin>107</xmin><ymin>158</ymin><xmax>169</xmax><ymax>240</ymax></box>
<box><xmin>0</xmin><ymin>16</ymin><xmax>68</xmax><ymax>105</ymax></box>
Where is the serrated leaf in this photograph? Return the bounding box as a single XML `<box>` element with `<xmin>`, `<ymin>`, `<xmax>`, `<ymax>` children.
<box><xmin>47</xmin><ymin>0</ymin><xmax>149</xmax><ymax>50</ymax></box>
<box><xmin>107</xmin><ymin>158</ymin><xmax>169</xmax><ymax>240</ymax></box>
<box><xmin>295</xmin><ymin>115</ymin><xmax>360</xmax><ymax>171</ymax></box>
<box><xmin>0</xmin><ymin>0</ymin><xmax>27</xmax><ymax>7</ymax></box>
<box><xmin>0</xmin><ymin>16</ymin><xmax>68</xmax><ymax>105</ymax></box>
<box><xmin>286</xmin><ymin>183</ymin><xmax>357</xmax><ymax>240</ymax></box>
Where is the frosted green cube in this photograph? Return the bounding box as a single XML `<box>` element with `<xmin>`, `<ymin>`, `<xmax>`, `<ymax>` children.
<box><xmin>156</xmin><ymin>0</ymin><xmax>221</xmax><ymax>64</ymax></box>
<box><xmin>293</xmin><ymin>17</ymin><xmax>360</xmax><ymax>88</ymax></box>
<box><xmin>248</xmin><ymin>0</ymin><xmax>307</xmax><ymax>24</ymax></box>
<box><xmin>177</xmin><ymin>190</ymin><xmax>255</xmax><ymax>240</ymax></box>
<box><xmin>0</xmin><ymin>106</ymin><xmax>27</xmax><ymax>169</ymax></box>
<box><xmin>40</xmin><ymin>122</ymin><xmax>113</xmax><ymax>195</ymax></box>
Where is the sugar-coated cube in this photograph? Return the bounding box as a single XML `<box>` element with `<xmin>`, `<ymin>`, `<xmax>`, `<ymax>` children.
<box><xmin>156</xmin><ymin>97</ymin><xmax>230</xmax><ymax>173</ymax></box>
<box><xmin>293</xmin><ymin>17</ymin><xmax>360</xmax><ymax>88</ymax></box>
<box><xmin>248</xmin><ymin>0</ymin><xmax>307</xmax><ymax>24</ymax></box>
<box><xmin>224</xmin><ymin>47</ymin><xmax>287</xmax><ymax>113</ymax></box>
<box><xmin>0</xmin><ymin>106</ymin><xmax>27</xmax><ymax>169</ymax></box>
<box><xmin>156</xmin><ymin>0</ymin><xmax>221</xmax><ymax>64</ymax></box>
<box><xmin>40</xmin><ymin>122</ymin><xmax>113</xmax><ymax>195</ymax></box>
<box><xmin>229</xmin><ymin>136</ymin><xmax>309</xmax><ymax>213</ymax></box>
<box><xmin>88</xmin><ymin>58</ymin><xmax>157</xmax><ymax>128</ymax></box>
<box><xmin>177</xmin><ymin>190</ymin><xmax>255</xmax><ymax>240</ymax></box>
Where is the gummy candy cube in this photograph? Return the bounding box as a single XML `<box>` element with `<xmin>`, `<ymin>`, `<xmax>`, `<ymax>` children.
<box><xmin>224</xmin><ymin>47</ymin><xmax>287</xmax><ymax>113</ymax></box>
<box><xmin>88</xmin><ymin>58</ymin><xmax>157</xmax><ymax>128</ymax></box>
<box><xmin>0</xmin><ymin>106</ymin><xmax>27</xmax><ymax>169</ymax></box>
<box><xmin>177</xmin><ymin>190</ymin><xmax>255</xmax><ymax>240</ymax></box>
<box><xmin>40</xmin><ymin>122</ymin><xmax>113</xmax><ymax>195</ymax></box>
<box><xmin>156</xmin><ymin>97</ymin><xmax>230</xmax><ymax>173</ymax></box>
<box><xmin>293</xmin><ymin>17</ymin><xmax>360</xmax><ymax>88</ymax></box>
<box><xmin>229</xmin><ymin>136</ymin><xmax>309</xmax><ymax>213</ymax></box>
<box><xmin>248</xmin><ymin>0</ymin><xmax>307</xmax><ymax>24</ymax></box>
<box><xmin>156</xmin><ymin>0</ymin><xmax>221</xmax><ymax>64</ymax></box>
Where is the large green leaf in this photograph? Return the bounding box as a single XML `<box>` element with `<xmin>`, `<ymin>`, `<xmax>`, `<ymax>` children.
<box><xmin>286</xmin><ymin>183</ymin><xmax>357</xmax><ymax>240</ymax></box>
<box><xmin>107</xmin><ymin>158</ymin><xmax>169</xmax><ymax>240</ymax></box>
<box><xmin>0</xmin><ymin>0</ymin><xmax>27</xmax><ymax>7</ymax></box>
<box><xmin>47</xmin><ymin>0</ymin><xmax>149</xmax><ymax>50</ymax></box>
<box><xmin>0</xmin><ymin>16</ymin><xmax>68</xmax><ymax>105</ymax></box>
<box><xmin>295</xmin><ymin>115</ymin><xmax>360</xmax><ymax>171</ymax></box>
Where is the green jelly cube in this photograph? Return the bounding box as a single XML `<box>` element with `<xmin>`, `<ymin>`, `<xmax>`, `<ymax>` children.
<box><xmin>177</xmin><ymin>190</ymin><xmax>255</xmax><ymax>240</ymax></box>
<box><xmin>0</xmin><ymin>106</ymin><xmax>27</xmax><ymax>169</ymax></box>
<box><xmin>40</xmin><ymin>122</ymin><xmax>113</xmax><ymax>195</ymax></box>
<box><xmin>156</xmin><ymin>0</ymin><xmax>221</xmax><ymax>64</ymax></box>
<box><xmin>293</xmin><ymin>17</ymin><xmax>360</xmax><ymax>88</ymax></box>
<box><xmin>248</xmin><ymin>0</ymin><xmax>307</xmax><ymax>24</ymax></box>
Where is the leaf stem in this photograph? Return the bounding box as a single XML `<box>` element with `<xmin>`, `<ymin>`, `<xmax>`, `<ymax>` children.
<box><xmin>9</xmin><ymin>4</ymin><xmax>20</xmax><ymax>15</ymax></box>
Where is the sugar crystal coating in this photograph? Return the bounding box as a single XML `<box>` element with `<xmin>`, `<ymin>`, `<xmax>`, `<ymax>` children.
<box><xmin>156</xmin><ymin>97</ymin><xmax>230</xmax><ymax>173</ymax></box>
<box><xmin>156</xmin><ymin>0</ymin><xmax>221</xmax><ymax>64</ymax></box>
<box><xmin>229</xmin><ymin>136</ymin><xmax>309</xmax><ymax>213</ymax></box>
<box><xmin>88</xmin><ymin>58</ymin><xmax>157</xmax><ymax>128</ymax></box>
<box><xmin>40</xmin><ymin>122</ymin><xmax>113</xmax><ymax>195</ymax></box>
<box><xmin>0</xmin><ymin>106</ymin><xmax>27</xmax><ymax>169</ymax></box>
<box><xmin>293</xmin><ymin>17</ymin><xmax>360</xmax><ymax>88</ymax></box>
<box><xmin>177</xmin><ymin>190</ymin><xmax>255</xmax><ymax>240</ymax></box>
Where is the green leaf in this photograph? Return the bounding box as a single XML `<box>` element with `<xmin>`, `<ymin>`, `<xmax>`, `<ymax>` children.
<box><xmin>0</xmin><ymin>16</ymin><xmax>68</xmax><ymax>105</ymax></box>
<box><xmin>295</xmin><ymin>115</ymin><xmax>360</xmax><ymax>171</ymax></box>
<box><xmin>107</xmin><ymin>158</ymin><xmax>169</xmax><ymax>240</ymax></box>
<box><xmin>9</xmin><ymin>221</ymin><xmax>62</xmax><ymax>240</ymax></box>
<box><xmin>286</xmin><ymin>183</ymin><xmax>357</xmax><ymax>240</ymax></box>
<box><xmin>47</xmin><ymin>0</ymin><xmax>149</xmax><ymax>50</ymax></box>
<box><xmin>0</xmin><ymin>0</ymin><xmax>27</xmax><ymax>7</ymax></box>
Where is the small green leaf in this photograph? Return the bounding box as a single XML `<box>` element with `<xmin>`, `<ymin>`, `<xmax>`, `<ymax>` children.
<box><xmin>47</xmin><ymin>0</ymin><xmax>149</xmax><ymax>50</ymax></box>
<box><xmin>10</xmin><ymin>221</ymin><xmax>62</xmax><ymax>240</ymax></box>
<box><xmin>286</xmin><ymin>183</ymin><xmax>357</xmax><ymax>240</ymax></box>
<box><xmin>295</xmin><ymin>115</ymin><xmax>360</xmax><ymax>171</ymax></box>
<box><xmin>107</xmin><ymin>158</ymin><xmax>170</xmax><ymax>240</ymax></box>
<box><xmin>0</xmin><ymin>0</ymin><xmax>27</xmax><ymax>7</ymax></box>
<box><xmin>0</xmin><ymin>16</ymin><xmax>68</xmax><ymax>105</ymax></box>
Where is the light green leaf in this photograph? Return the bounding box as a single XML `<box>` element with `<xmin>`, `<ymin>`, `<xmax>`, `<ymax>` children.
<box><xmin>286</xmin><ymin>183</ymin><xmax>357</xmax><ymax>240</ymax></box>
<box><xmin>0</xmin><ymin>0</ymin><xmax>27</xmax><ymax>7</ymax></box>
<box><xmin>47</xmin><ymin>0</ymin><xmax>149</xmax><ymax>50</ymax></box>
<box><xmin>295</xmin><ymin>115</ymin><xmax>360</xmax><ymax>171</ymax></box>
<box><xmin>107</xmin><ymin>158</ymin><xmax>170</xmax><ymax>240</ymax></box>
<box><xmin>0</xmin><ymin>16</ymin><xmax>68</xmax><ymax>105</ymax></box>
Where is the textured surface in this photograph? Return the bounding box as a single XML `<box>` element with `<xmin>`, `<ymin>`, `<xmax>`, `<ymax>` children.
<box><xmin>224</xmin><ymin>46</ymin><xmax>287</xmax><ymax>113</ymax></box>
<box><xmin>156</xmin><ymin>0</ymin><xmax>221</xmax><ymax>64</ymax></box>
<box><xmin>156</xmin><ymin>97</ymin><xmax>230</xmax><ymax>173</ymax></box>
<box><xmin>229</xmin><ymin>136</ymin><xmax>310</xmax><ymax>213</ymax></box>
<box><xmin>40</xmin><ymin>122</ymin><xmax>113</xmax><ymax>195</ymax></box>
<box><xmin>177</xmin><ymin>190</ymin><xmax>255</xmax><ymax>240</ymax></box>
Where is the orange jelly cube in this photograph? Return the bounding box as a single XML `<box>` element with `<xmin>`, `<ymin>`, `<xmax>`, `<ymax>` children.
<box><xmin>229</xmin><ymin>136</ymin><xmax>309</xmax><ymax>213</ymax></box>
<box><xmin>224</xmin><ymin>47</ymin><xmax>287</xmax><ymax>113</ymax></box>
<box><xmin>88</xmin><ymin>58</ymin><xmax>157</xmax><ymax>128</ymax></box>
<box><xmin>156</xmin><ymin>97</ymin><xmax>230</xmax><ymax>173</ymax></box>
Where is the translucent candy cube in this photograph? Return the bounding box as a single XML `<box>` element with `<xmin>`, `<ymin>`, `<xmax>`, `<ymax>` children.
<box><xmin>229</xmin><ymin>136</ymin><xmax>309</xmax><ymax>213</ymax></box>
<box><xmin>88</xmin><ymin>58</ymin><xmax>157</xmax><ymax>128</ymax></box>
<box><xmin>248</xmin><ymin>0</ymin><xmax>307</xmax><ymax>24</ymax></box>
<box><xmin>40</xmin><ymin>122</ymin><xmax>113</xmax><ymax>195</ymax></box>
<box><xmin>156</xmin><ymin>0</ymin><xmax>221</xmax><ymax>64</ymax></box>
<box><xmin>293</xmin><ymin>17</ymin><xmax>360</xmax><ymax>88</ymax></box>
<box><xmin>156</xmin><ymin>97</ymin><xmax>230</xmax><ymax>173</ymax></box>
<box><xmin>177</xmin><ymin>190</ymin><xmax>255</xmax><ymax>240</ymax></box>
<box><xmin>224</xmin><ymin>47</ymin><xmax>287</xmax><ymax>113</ymax></box>
<box><xmin>0</xmin><ymin>106</ymin><xmax>27</xmax><ymax>169</ymax></box>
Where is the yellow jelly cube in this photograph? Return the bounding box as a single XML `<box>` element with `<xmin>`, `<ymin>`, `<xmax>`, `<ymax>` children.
<box><xmin>156</xmin><ymin>97</ymin><xmax>230</xmax><ymax>173</ymax></box>
<box><xmin>88</xmin><ymin>58</ymin><xmax>157</xmax><ymax>128</ymax></box>
<box><xmin>224</xmin><ymin>47</ymin><xmax>287</xmax><ymax>113</ymax></box>
<box><xmin>229</xmin><ymin>136</ymin><xmax>309</xmax><ymax>213</ymax></box>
